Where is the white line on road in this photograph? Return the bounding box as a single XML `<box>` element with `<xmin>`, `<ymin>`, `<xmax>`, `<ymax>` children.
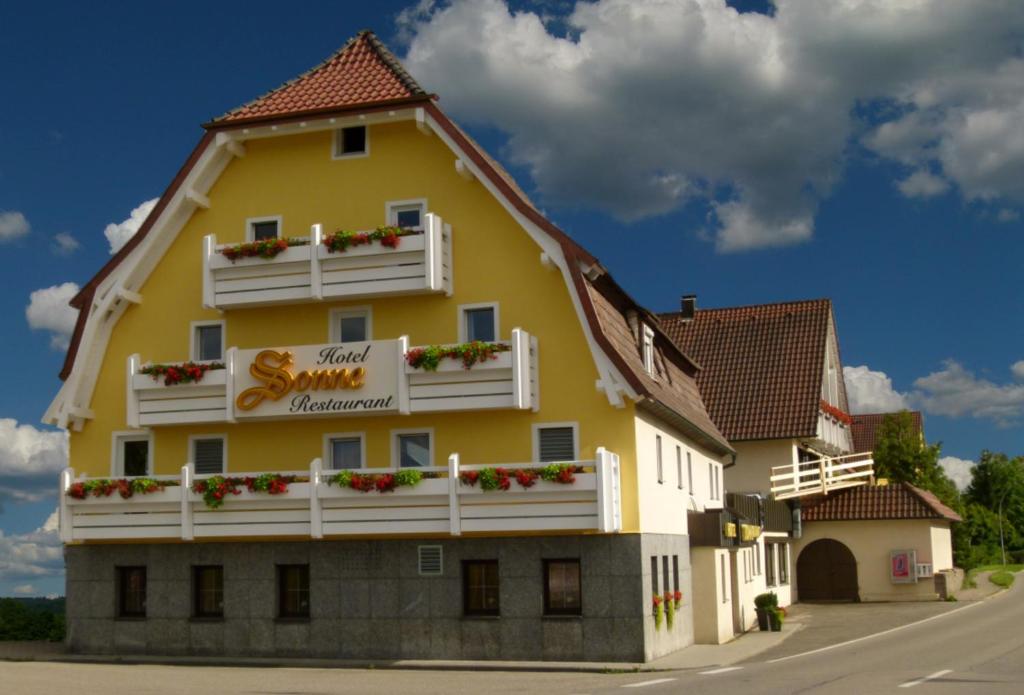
<box><xmin>699</xmin><ymin>666</ymin><xmax>744</xmax><ymax>675</ymax></box>
<box><xmin>766</xmin><ymin>601</ymin><xmax>983</xmax><ymax>664</ymax></box>
<box><xmin>622</xmin><ymin>678</ymin><xmax>677</xmax><ymax>688</ymax></box>
<box><xmin>899</xmin><ymin>669</ymin><xmax>953</xmax><ymax>688</ymax></box>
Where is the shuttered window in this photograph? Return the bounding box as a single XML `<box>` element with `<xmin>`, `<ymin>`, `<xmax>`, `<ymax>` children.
<box><xmin>193</xmin><ymin>437</ymin><xmax>224</xmax><ymax>475</ymax></box>
<box><xmin>537</xmin><ymin>426</ymin><xmax>576</xmax><ymax>462</ymax></box>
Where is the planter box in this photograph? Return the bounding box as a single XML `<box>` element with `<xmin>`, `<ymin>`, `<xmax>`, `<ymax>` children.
<box><xmin>208</xmin><ymin>242</ymin><xmax>312</xmax><ymax>270</ymax></box>
<box><xmin>66</xmin><ymin>486</ymin><xmax>183</xmax><ymax>506</ymax></box>
<box><xmin>318</xmin><ymin>477</ymin><xmax>449</xmax><ymax>499</ymax></box>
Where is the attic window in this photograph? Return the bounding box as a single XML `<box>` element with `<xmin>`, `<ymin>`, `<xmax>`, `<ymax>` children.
<box><xmin>334</xmin><ymin>125</ymin><xmax>368</xmax><ymax>158</ymax></box>
<box><xmin>642</xmin><ymin>324</ymin><xmax>655</xmax><ymax>375</ymax></box>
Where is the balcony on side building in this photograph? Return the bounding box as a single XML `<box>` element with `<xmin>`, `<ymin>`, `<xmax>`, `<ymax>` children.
<box><xmin>58</xmin><ymin>449</ymin><xmax>622</xmax><ymax>543</ymax></box>
<box><xmin>769</xmin><ymin>452</ymin><xmax>875</xmax><ymax>501</ymax></box>
<box><xmin>202</xmin><ymin>213</ymin><xmax>451</xmax><ymax>309</ymax></box>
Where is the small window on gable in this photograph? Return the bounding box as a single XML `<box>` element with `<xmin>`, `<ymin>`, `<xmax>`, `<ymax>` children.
<box><xmin>387</xmin><ymin>200</ymin><xmax>425</xmax><ymax>230</ymax></box>
<box><xmin>192</xmin><ymin>322</ymin><xmax>224</xmax><ymax>362</ymax></box>
<box><xmin>536</xmin><ymin>425</ymin><xmax>577</xmax><ymax>463</ymax></box>
<box><xmin>192</xmin><ymin>437</ymin><xmax>225</xmax><ymax>475</ymax></box>
<box><xmin>115</xmin><ymin>434</ymin><xmax>151</xmax><ymax>477</ymax></box>
<box><xmin>462</xmin><ymin>304</ymin><xmax>497</xmax><ymax>343</ymax></box>
<box><xmin>334</xmin><ymin>125</ymin><xmax>367</xmax><ymax>158</ymax></box>
<box><xmin>249</xmin><ymin>219</ymin><xmax>279</xmax><ymax>241</ymax></box>
<box><xmin>642</xmin><ymin>324</ymin><xmax>655</xmax><ymax>375</ymax></box>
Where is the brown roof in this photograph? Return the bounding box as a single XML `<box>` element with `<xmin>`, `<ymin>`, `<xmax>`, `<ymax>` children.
<box><xmin>801</xmin><ymin>482</ymin><xmax>961</xmax><ymax>522</ymax></box>
<box><xmin>213</xmin><ymin>31</ymin><xmax>428</xmax><ymax>125</ymax></box>
<box><xmin>660</xmin><ymin>299</ymin><xmax>845</xmax><ymax>441</ymax></box>
<box><xmin>851</xmin><ymin>412</ymin><xmax>923</xmax><ymax>454</ymax></box>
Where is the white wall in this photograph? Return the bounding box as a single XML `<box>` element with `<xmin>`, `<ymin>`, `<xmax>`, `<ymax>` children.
<box><xmin>762</xmin><ymin>531</ymin><xmax>794</xmax><ymax>606</ymax></box>
<box><xmin>930</xmin><ymin>523</ymin><xmax>954</xmax><ymax>571</ymax></box>
<box><xmin>691</xmin><ymin>547</ymin><xmax>734</xmax><ymax>644</ymax></box>
<box><xmin>728</xmin><ymin>439</ymin><xmax>798</xmax><ymax>495</ymax></box>
<box><xmin>633</xmin><ymin>411</ymin><xmax>727</xmax><ymax>535</ymax></box>
<box><xmin>731</xmin><ymin>544</ymin><xmax>765</xmax><ymax>632</ymax></box>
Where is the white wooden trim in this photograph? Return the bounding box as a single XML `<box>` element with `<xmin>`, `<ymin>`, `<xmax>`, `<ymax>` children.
<box><xmin>126</xmin><ymin>354</ymin><xmax>140</xmax><ymax>428</ymax></box>
<box><xmin>245</xmin><ymin>215</ymin><xmax>283</xmax><ymax>242</ymax></box>
<box><xmin>531</xmin><ymin>422</ymin><xmax>580</xmax><ymax>463</ymax></box>
<box><xmin>188</xmin><ymin>433</ymin><xmax>227</xmax><ymax>475</ymax></box>
<box><xmin>310</xmin><ymin>458</ymin><xmax>323</xmax><ymax>539</ymax></box>
<box><xmin>510</xmin><ymin>327</ymin><xmax>529</xmax><ymax>410</ymax></box>
<box><xmin>414</xmin><ymin>107</ymin><xmax>432</xmax><ymax>136</ymax></box>
<box><xmin>454</xmin><ymin>159</ymin><xmax>474</xmax><ymax>180</ymax></box>
<box><xmin>390</xmin><ymin>428</ymin><xmax>435</xmax><ymax>468</ymax></box>
<box><xmin>224</xmin><ymin>346</ymin><xmax>237</xmax><ymax>423</ymax></box>
<box><xmin>189</xmin><ymin>319</ymin><xmax>225</xmax><ymax>362</ymax></box>
<box><xmin>322</xmin><ymin>431</ymin><xmax>367</xmax><ymax>470</ymax></box>
<box><xmin>331</xmin><ymin>124</ymin><xmax>370</xmax><ymax>160</ymax></box>
<box><xmin>385</xmin><ymin>198</ymin><xmax>428</xmax><ymax>229</ymax></box>
<box><xmin>328</xmin><ymin>306</ymin><xmax>373</xmax><ymax>343</ymax></box>
<box><xmin>448</xmin><ymin>453</ymin><xmax>461</xmax><ymax>536</ymax></box>
<box><xmin>110</xmin><ymin>430</ymin><xmax>153</xmax><ymax>476</ymax></box>
<box><xmin>59</xmin><ymin>468</ymin><xmax>73</xmax><ymax>543</ymax></box>
<box><xmin>310</xmin><ymin>224</ymin><xmax>323</xmax><ymax>300</ymax></box>
<box><xmin>185</xmin><ymin>188</ymin><xmax>210</xmax><ymax>209</ymax></box>
<box><xmin>181</xmin><ymin>463</ymin><xmax>194</xmax><ymax>540</ymax></box>
<box><xmin>397</xmin><ymin>335</ymin><xmax>411</xmax><ymax>415</ymax></box>
<box><xmin>457</xmin><ymin>301</ymin><xmax>500</xmax><ymax>343</ymax></box>
<box><xmin>202</xmin><ymin>234</ymin><xmax>216</xmax><ymax>309</ymax></box>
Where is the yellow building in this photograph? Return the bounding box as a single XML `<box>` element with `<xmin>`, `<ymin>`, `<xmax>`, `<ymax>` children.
<box><xmin>48</xmin><ymin>31</ymin><xmax>732</xmax><ymax>662</ymax></box>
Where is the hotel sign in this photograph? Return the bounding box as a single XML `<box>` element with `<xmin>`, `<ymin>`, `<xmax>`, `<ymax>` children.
<box><xmin>232</xmin><ymin>340</ymin><xmax>401</xmax><ymax>418</ymax></box>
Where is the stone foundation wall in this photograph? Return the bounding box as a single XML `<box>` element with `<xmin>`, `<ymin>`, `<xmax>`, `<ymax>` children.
<box><xmin>65</xmin><ymin>533</ymin><xmax>693</xmax><ymax>662</ymax></box>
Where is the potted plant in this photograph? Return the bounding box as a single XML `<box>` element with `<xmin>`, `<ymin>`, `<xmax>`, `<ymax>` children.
<box><xmin>754</xmin><ymin>592</ymin><xmax>778</xmax><ymax>631</ymax></box>
<box><xmin>769</xmin><ymin>606</ymin><xmax>785</xmax><ymax>632</ymax></box>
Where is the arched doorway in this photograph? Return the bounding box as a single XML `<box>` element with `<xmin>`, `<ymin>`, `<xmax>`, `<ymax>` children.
<box><xmin>797</xmin><ymin>539</ymin><xmax>858</xmax><ymax>601</ymax></box>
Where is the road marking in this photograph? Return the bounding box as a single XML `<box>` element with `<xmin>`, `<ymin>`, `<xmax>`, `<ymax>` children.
<box><xmin>899</xmin><ymin>669</ymin><xmax>953</xmax><ymax>688</ymax></box>
<box><xmin>700</xmin><ymin>666</ymin><xmax>744</xmax><ymax>675</ymax></box>
<box><xmin>766</xmin><ymin>601</ymin><xmax>983</xmax><ymax>664</ymax></box>
<box><xmin>622</xmin><ymin>678</ymin><xmax>676</xmax><ymax>688</ymax></box>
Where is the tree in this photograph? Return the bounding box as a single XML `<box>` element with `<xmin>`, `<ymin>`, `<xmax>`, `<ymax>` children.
<box><xmin>872</xmin><ymin>411</ymin><xmax>959</xmax><ymax>507</ymax></box>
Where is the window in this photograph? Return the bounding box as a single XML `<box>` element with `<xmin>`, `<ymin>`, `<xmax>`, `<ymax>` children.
<box><xmin>676</xmin><ymin>446</ymin><xmax>683</xmax><ymax>490</ymax></box>
<box><xmin>687</xmin><ymin>452</ymin><xmax>693</xmax><ymax>493</ymax></box>
<box><xmin>662</xmin><ymin>556</ymin><xmax>670</xmax><ymax>597</ymax></box>
<box><xmin>393</xmin><ymin>430</ymin><xmax>432</xmax><ymax>468</ymax></box>
<box><xmin>708</xmin><ymin>462</ymin><xmax>714</xmax><ymax>500</ymax></box>
<box><xmin>247</xmin><ymin>216</ymin><xmax>281</xmax><ymax>241</ymax></box>
<box><xmin>330</xmin><ymin>308</ymin><xmax>371</xmax><ymax>343</ymax></box>
<box><xmin>535</xmin><ymin>424</ymin><xmax>578</xmax><ymax>463</ymax></box>
<box><xmin>650</xmin><ymin>556</ymin><xmax>659</xmax><ymax>596</ymax></box>
<box><xmin>544</xmin><ymin>560</ymin><xmax>581</xmax><ymax>615</ymax></box>
<box><xmin>191</xmin><ymin>436</ymin><xmax>225</xmax><ymax>475</ymax></box>
<box><xmin>656</xmin><ymin>435</ymin><xmax>663</xmax><ymax>484</ymax></box>
<box><xmin>780</xmin><ymin>545</ymin><xmax>790</xmax><ymax>585</ymax></box>
<box><xmin>642</xmin><ymin>324</ymin><xmax>655</xmax><ymax>375</ymax></box>
<box><xmin>463</xmin><ymin>560</ymin><xmax>499</xmax><ymax>616</ymax></box>
<box><xmin>720</xmin><ymin>555</ymin><xmax>728</xmax><ymax>602</ymax></box>
<box><xmin>277</xmin><ymin>564</ymin><xmax>310</xmax><ymax>619</ymax></box>
<box><xmin>114</xmin><ymin>433</ymin><xmax>151</xmax><ymax>477</ymax></box>
<box><xmin>326</xmin><ymin>434</ymin><xmax>364</xmax><ymax>470</ymax></box>
<box><xmin>117</xmin><ymin>566</ymin><xmax>146</xmax><ymax>618</ymax></box>
<box><xmin>334</xmin><ymin>125</ymin><xmax>367</xmax><ymax>157</ymax></box>
<box><xmin>766</xmin><ymin>544</ymin><xmax>777</xmax><ymax>587</ymax></box>
<box><xmin>193</xmin><ymin>565</ymin><xmax>224</xmax><ymax>618</ymax></box>
<box><xmin>459</xmin><ymin>303</ymin><xmax>498</xmax><ymax>343</ymax></box>
<box><xmin>754</xmin><ymin>542</ymin><xmax>761</xmax><ymax>576</ymax></box>
<box><xmin>672</xmin><ymin>555</ymin><xmax>680</xmax><ymax>594</ymax></box>
<box><xmin>192</xmin><ymin>322</ymin><xmax>224</xmax><ymax>362</ymax></box>
<box><xmin>387</xmin><ymin>199</ymin><xmax>426</xmax><ymax>230</ymax></box>
<box><xmin>714</xmin><ymin>464</ymin><xmax>721</xmax><ymax>501</ymax></box>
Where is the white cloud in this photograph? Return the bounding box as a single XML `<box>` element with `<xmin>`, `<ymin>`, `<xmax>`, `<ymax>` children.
<box><xmin>912</xmin><ymin>359</ymin><xmax>1024</xmax><ymax>426</ymax></box>
<box><xmin>402</xmin><ymin>0</ymin><xmax>1024</xmax><ymax>250</ymax></box>
<box><xmin>103</xmin><ymin>198</ymin><xmax>157</xmax><ymax>254</ymax></box>
<box><xmin>0</xmin><ymin>211</ymin><xmax>30</xmax><ymax>242</ymax></box>
<box><xmin>897</xmin><ymin>170</ymin><xmax>950</xmax><ymax>199</ymax></box>
<box><xmin>12</xmin><ymin>584</ymin><xmax>38</xmax><ymax>595</ymax></box>
<box><xmin>0</xmin><ymin>510</ymin><xmax>63</xmax><ymax>581</ymax></box>
<box><xmin>51</xmin><ymin>232</ymin><xmax>80</xmax><ymax>256</ymax></box>
<box><xmin>25</xmin><ymin>282</ymin><xmax>80</xmax><ymax>350</ymax></box>
<box><xmin>1012</xmin><ymin>360</ymin><xmax>1024</xmax><ymax>380</ymax></box>
<box><xmin>939</xmin><ymin>456</ymin><xmax>975</xmax><ymax>491</ymax></box>
<box><xmin>843</xmin><ymin>365</ymin><xmax>910</xmax><ymax>414</ymax></box>
<box><xmin>0</xmin><ymin>419</ymin><xmax>68</xmax><ymax>508</ymax></box>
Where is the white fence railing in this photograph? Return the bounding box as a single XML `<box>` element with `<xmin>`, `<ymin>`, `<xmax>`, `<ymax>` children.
<box><xmin>59</xmin><ymin>448</ymin><xmax>621</xmax><ymax>543</ymax></box>
<box><xmin>202</xmin><ymin>214</ymin><xmax>451</xmax><ymax>309</ymax></box>
<box><xmin>769</xmin><ymin>452</ymin><xmax>874</xmax><ymax>500</ymax></box>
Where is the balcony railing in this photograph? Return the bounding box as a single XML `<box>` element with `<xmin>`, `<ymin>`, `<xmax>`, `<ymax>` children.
<box><xmin>58</xmin><ymin>449</ymin><xmax>621</xmax><ymax>543</ymax></box>
<box><xmin>202</xmin><ymin>213</ymin><xmax>452</xmax><ymax>309</ymax></box>
<box><xmin>769</xmin><ymin>452</ymin><xmax>874</xmax><ymax>500</ymax></box>
<box><xmin>126</xmin><ymin>331</ymin><xmax>537</xmax><ymax>427</ymax></box>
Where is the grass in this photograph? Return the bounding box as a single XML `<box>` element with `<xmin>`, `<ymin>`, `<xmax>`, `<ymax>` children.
<box><xmin>989</xmin><ymin>571</ymin><xmax>1015</xmax><ymax>588</ymax></box>
<box><xmin>964</xmin><ymin>564</ymin><xmax>1023</xmax><ymax>589</ymax></box>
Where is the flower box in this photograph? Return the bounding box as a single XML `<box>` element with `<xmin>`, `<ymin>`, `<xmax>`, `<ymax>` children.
<box><xmin>66</xmin><ymin>485</ymin><xmax>182</xmax><ymax>506</ymax></box>
<box><xmin>208</xmin><ymin>242</ymin><xmax>312</xmax><ymax>270</ymax></box>
<box><xmin>316</xmin><ymin>232</ymin><xmax>426</xmax><ymax>260</ymax></box>
<box><xmin>318</xmin><ymin>476</ymin><xmax>449</xmax><ymax>499</ymax></box>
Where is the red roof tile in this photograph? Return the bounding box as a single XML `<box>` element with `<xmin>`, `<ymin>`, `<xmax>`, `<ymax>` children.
<box><xmin>213</xmin><ymin>31</ymin><xmax>428</xmax><ymax>124</ymax></box>
<box><xmin>660</xmin><ymin>300</ymin><xmax>845</xmax><ymax>441</ymax></box>
<box><xmin>801</xmin><ymin>482</ymin><xmax>961</xmax><ymax>522</ymax></box>
<box><xmin>851</xmin><ymin>412</ymin><xmax>923</xmax><ymax>453</ymax></box>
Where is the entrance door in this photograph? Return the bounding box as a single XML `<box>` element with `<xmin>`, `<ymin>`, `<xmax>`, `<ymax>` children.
<box><xmin>797</xmin><ymin>539</ymin><xmax>858</xmax><ymax>601</ymax></box>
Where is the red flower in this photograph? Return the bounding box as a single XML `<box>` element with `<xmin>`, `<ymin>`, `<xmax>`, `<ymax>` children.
<box><xmin>375</xmin><ymin>474</ymin><xmax>397</xmax><ymax>493</ymax></box>
<box><xmin>653</xmin><ymin>595</ymin><xmax>662</xmax><ymax>606</ymax></box>
<box><xmin>459</xmin><ymin>470</ymin><xmax>480</xmax><ymax>486</ymax></box>
<box><xmin>673</xmin><ymin>590</ymin><xmax>682</xmax><ymax>603</ymax></box>
<box><xmin>68</xmin><ymin>482</ymin><xmax>86</xmax><ymax>499</ymax></box>
<box><xmin>514</xmin><ymin>469</ymin><xmax>538</xmax><ymax>488</ymax></box>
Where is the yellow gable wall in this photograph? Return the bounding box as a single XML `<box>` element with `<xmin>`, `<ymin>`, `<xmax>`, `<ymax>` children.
<box><xmin>69</xmin><ymin>120</ymin><xmax>642</xmax><ymax>531</ymax></box>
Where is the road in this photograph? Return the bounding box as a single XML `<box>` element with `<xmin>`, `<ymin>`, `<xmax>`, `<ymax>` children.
<box><xmin>2</xmin><ymin>576</ymin><xmax>1021</xmax><ymax>694</ymax></box>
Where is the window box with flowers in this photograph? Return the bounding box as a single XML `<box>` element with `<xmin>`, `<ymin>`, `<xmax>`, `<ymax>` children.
<box><xmin>457</xmin><ymin>463</ymin><xmax>595</xmax><ymax>496</ymax></box>
<box><xmin>318</xmin><ymin>468</ymin><xmax>449</xmax><ymax>498</ymax></box>
<box><xmin>65</xmin><ymin>478</ymin><xmax>182</xmax><ymax>506</ymax></box>
<box><xmin>190</xmin><ymin>474</ymin><xmax>310</xmax><ymax>509</ymax></box>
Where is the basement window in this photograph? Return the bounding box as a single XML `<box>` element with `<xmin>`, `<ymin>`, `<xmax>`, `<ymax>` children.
<box><xmin>334</xmin><ymin>125</ymin><xmax>368</xmax><ymax>158</ymax></box>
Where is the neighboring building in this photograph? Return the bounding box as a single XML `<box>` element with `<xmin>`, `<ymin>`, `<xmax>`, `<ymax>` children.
<box><xmin>851</xmin><ymin>411</ymin><xmax>924</xmax><ymax>453</ymax></box>
<box><xmin>47</xmin><ymin>31</ymin><xmax>733</xmax><ymax>662</ymax></box>
<box><xmin>796</xmin><ymin>482</ymin><xmax>961</xmax><ymax>601</ymax></box>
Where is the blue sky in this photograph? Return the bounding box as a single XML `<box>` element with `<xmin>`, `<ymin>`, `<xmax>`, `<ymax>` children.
<box><xmin>2</xmin><ymin>1</ymin><xmax>1022</xmax><ymax>596</ymax></box>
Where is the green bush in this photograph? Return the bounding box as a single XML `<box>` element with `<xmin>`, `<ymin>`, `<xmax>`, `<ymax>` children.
<box><xmin>989</xmin><ymin>570</ymin><xmax>1015</xmax><ymax>588</ymax></box>
<box><xmin>754</xmin><ymin>592</ymin><xmax>778</xmax><ymax>609</ymax></box>
<box><xmin>0</xmin><ymin>598</ymin><xmax>65</xmax><ymax>641</ymax></box>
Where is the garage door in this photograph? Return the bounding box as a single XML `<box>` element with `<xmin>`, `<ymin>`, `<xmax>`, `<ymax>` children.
<box><xmin>797</xmin><ymin>538</ymin><xmax>859</xmax><ymax>601</ymax></box>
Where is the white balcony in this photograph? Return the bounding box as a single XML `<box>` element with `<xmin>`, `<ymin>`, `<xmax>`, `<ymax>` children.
<box><xmin>126</xmin><ymin>355</ymin><xmax>229</xmax><ymax>428</ymax></box>
<box><xmin>769</xmin><ymin>452</ymin><xmax>875</xmax><ymax>500</ymax></box>
<box><xmin>58</xmin><ymin>449</ymin><xmax>622</xmax><ymax>543</ymax></box>
<box><xmin>202</xmin><ymin>213</ymin><xmax>451</xmax><ymax>309</ymax></box>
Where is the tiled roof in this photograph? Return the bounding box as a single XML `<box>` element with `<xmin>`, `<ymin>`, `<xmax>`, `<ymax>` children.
<box><xmin>659</xmin><ymin>299</ymin><xmax>839</xmax><ymax>441</ymax></box>
<box><xmin>851</xmin><ymin>411</ymin><xmax>923</xmax><ymax>453</ymax></box>
<box><xmin>801</xmin><ymin>482</ymin><xmax>961</xmax><ymax>522</ymax></box>
<box><xmin>213</xmin><ymin>31</ymin><xmax>428</xmax><ymax>124</ymax></box>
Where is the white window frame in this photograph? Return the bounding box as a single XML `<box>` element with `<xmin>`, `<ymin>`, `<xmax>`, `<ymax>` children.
<box><xmin>458</xmin><ymin>302</ymin><xmax>500</xmax><ymax>343</ymax></box>
<box><xmin>110</xmin><ymin>430</ymin><xmax>153</xmax><ymax>477</ymax></box>
<box><xmin>687</xmin><ymin>451</ymin><xmax>693</xmax><ymax>495</ymax></box>
<box><xmin>328</xmin><ymin>306</ymin><xmax>373</xmax><ymax>343</ymax></box>
<box><xmin>390</xmin><ymin>428</ymin><xmax>435</xmax><ymax>469</ymax></box>
<box><xmin>332</xmin><ymin>124</ymin><xmax>370</xmax><ymax>160</ymax></box>
<box><xmin>532</xmin><ymin>422</ymin><xmax>580</xmax><ymax>463</ymax></box>
<box><xmin>188</xmin><ymin>434</ymin><xmax>227</xmax><ymax>475</ymax></box>
<box><xmin>714</xmin><ymin>463</ymin><xmax>721</xmax><ymax>501</ymax></box>
<box><xmin>245</xmin><ymin>215</ymin><xmax>283</xmax><ymax>242</ymax></box>
<box><xmin>676</xmin><ymin>446</ymin><xmax>683</xmax><ymax>490</ymax></box>
<box><xmin>642</xmin><ymin>324</ymin><xmax>655</xmax><ymax>375</ymax></box>
<box><xmin>322</xmin><ymin>432</ymin><xmax>367</xmax><ymax>471</ymax></box>
<box><xmin>190</xmin><ymin>320</ymin><xmax>225</xmax><ymax>363</ymax></box>
<box><xmin>385</xmin><ymin>198</ymin><xmax>427</xmax><ymax>231</ymax></box>
<box><xmin>656</xmin><ymin>434</ymin><xmax>663</xmax><ymax>484</ymax></box>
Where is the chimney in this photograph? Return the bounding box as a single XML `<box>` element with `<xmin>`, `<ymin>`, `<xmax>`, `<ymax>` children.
<box><xmin>680</xmin><ymin>294</ymin><xmax>697</xmax><ymax>321</ymax></box>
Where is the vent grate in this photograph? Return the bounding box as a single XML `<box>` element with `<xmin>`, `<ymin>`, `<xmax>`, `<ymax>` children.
<box><xmin>418</xmin><ymin>545</ymin><xmax>443</xmax><ymax>576</ymax></box>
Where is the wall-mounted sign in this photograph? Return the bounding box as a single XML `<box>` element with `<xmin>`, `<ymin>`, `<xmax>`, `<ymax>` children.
<box><xmin>233</xmin><ymin>341</ymin><xmax>400</xmax><ymax>418</ymax></box>
<box><xmin>740</xmin><ymin>524</ymin><xmax>761</xmax><ymax>542</ymax></box>
<box><xmin>723</xmin><ymin>522</ymin><xmax>737</xmax><ymax>538</ymax></box>
<box><xmin>890</xmin><ymin>549</ymin><xmax>918</xmax><ymax>584</ymax></box>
